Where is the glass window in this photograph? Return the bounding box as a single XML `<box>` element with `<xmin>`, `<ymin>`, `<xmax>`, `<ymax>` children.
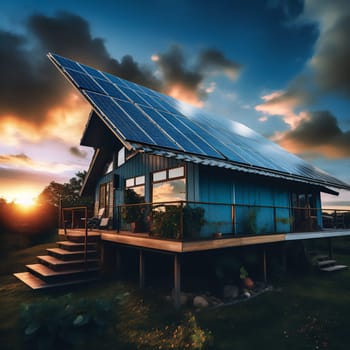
<box><xmin>135</xmin><ymin>175</ymin><xmax>145</xmax><ymax>185</ymax></box>
<box><xmin>99</xmin><ymin>182</ymin><xmax>111</xmax><ymax>216</ymax></box>
<box><xmin>126</xmin><ymin>178</ymin><xmax>135</xmax><ymax>187</ymax></box>
<box><xmin>118</xmin><ymin>147</ymin><xmax>125</xmax><ymax>167</ymax></box>
<box><xmin>169</xmin><ymin>166</ymin><xmax>184</xmax><ymax>179</ymax></box>
<box><xmin>105</xmin><ymin>161</ymin><xmax>113</xmax><ymax>174</ymax></box>
<box><xmin>153</xmin><ymin>170</ymin><xmax>167</xmax><ymax>182</ymax></box>
<box><xmin>152</xmin><ymin>178</ymin><xmax>186</xmax><ymax>203</ymax></box>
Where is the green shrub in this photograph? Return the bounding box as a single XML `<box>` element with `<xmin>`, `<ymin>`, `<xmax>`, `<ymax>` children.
<box><xmin>19</xmin><ymin>294</ymin><xmax>112</xmax><ymax>349</ymax></box>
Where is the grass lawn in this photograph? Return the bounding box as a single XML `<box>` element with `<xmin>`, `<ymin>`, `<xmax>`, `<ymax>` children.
<box><xmin>1</xmin><ymin>236</ymin><xmax>350</xmax><ymax>349</ymax></box>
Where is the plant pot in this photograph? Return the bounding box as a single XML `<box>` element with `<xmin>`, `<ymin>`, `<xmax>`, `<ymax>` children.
<box><xmin>243</xmin><ymin>277</ymin><xmax>254</xmax><ymax>289</ymax></box>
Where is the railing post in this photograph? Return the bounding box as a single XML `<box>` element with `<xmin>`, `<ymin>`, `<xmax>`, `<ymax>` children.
<box><xmin>117</xmin><ymin>205</ymin><xmax>120</xmax><ymax>233</ymax></box>
<box><xmin>84</xmin><ymin>207</ymin><xmax>88</xmax><ymax>270</ymax></box>
<box><xmin>179</xmin><ymin>201</ymin><xmax>184</xmax><ymax>240</ymax></box>
<box><xmin>273</xmin><ymin>206</ymin><xmax>277</xmax><ymax>233</ymax></box>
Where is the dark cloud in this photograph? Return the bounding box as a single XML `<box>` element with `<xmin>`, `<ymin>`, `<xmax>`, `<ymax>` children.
<box><xmin>311</xmin><ymin>14</ymin><xmax>350</xmax><ymax>97</ymax></box>
<box><xmin>69</xmin><ymin>146</ymin><xmax>87</xmax><ymax>158</ymax></box>
<box><xmin>197</xmin><ymin>49</ymin><xmax>242</xmax><ymax>79</ymax></box>
<box><xmin>1</xmin><ymin>11</ymin><xmax>241</xmax><ymax>134</ymax></box>
<box><xmin>0</xmin><ymin>12</ymin><xmax>160</xmax><ymax>129</ymax></box>
<box><xmin>155</xmin><ymin>45</ymin><xmax>242</xmax><ymax>102</ymax></box>
<box><xmin>155</xmin><ymin>45</ymin><xmax>204</xmax><ymax>97</ymax></box>
<box><xmin>28</xmin><ymin>12</ymin><xmax>160</xmax><ymax>90</ymax></box>
<box><xmin>278</xmin><ymin>110</ymin><xmax>350</xmax><ymax>158</ymax></box>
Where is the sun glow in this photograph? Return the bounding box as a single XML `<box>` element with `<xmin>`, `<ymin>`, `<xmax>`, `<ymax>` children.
<box><xmin>12</xmin><ymin>193</ymin><xmax>37</xmax><ymax>208</ymax></box>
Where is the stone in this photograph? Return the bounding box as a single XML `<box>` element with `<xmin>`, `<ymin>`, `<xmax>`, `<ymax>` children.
<box><xmin>223</xmin><ymin>285</ymin><xmax>239</xmax><ymax>299</ymax></box>
<box><xmin>193</xmin><ymin>295</ymin><xmax>209</xmax><ymax>308</ymax></box>
<box><xmin>243</xmin><ymin>290</ymin><xmax>251</xmax><ymax>298</ymax></box>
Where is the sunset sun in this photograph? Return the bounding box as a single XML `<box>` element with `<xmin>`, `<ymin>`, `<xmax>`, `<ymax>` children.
<box><xmin>13</xmin><ymin>193</ymin><xmax>37</xmax><ymax>208</ymax></box>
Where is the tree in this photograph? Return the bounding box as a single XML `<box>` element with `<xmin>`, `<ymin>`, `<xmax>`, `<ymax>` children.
<box><xmin>38</xmin><ymin>171</ymin><xmax>93</xmax><ymax>208</ymax></box>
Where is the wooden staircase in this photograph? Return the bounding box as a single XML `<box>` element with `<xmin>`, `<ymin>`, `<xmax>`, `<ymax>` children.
<box><xmin>313</xmin><ymin>254</ymin><xmax>347</xmax><ymax>272</ymax></box>
<box><xmin>14</xmin><ymin>234</ymin><xmax>101</xmax><ymax>290</ymax></box>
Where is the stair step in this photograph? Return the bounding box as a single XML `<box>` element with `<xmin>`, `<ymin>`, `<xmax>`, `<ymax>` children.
<box><xmin>14</xmin><ymin>272</ymin><xmax>98</xmax><ymax>290</ymax></box>
<box><xmin>26</xmin><ymin>263</ymin><xmax>99</xmax><ymax>277</ymax></box>
<box><xmin>318</xmin><ymin>259</ymin><xmax>336</xmax><ymax>267</ymax></box>
<box><xmin>37</xmin><ymin>255</ymin><xmax>99</xmax><ymax>270</ymax></box>
<box><xmin>26</xmin><ymin>263</ymin><xmax>99</xmax><ymax>282</ymax></box>
<box><xmin>57</xmin><ymin>241</ymin><xmax>96</xmax><ymax>251</ymax></box>
<box><xmin>64</xmin><ymin>234</ymin><xmax>101</xmax><ymax>243</ymax></box>
<box><xmin>320</xmin><ymin>265</ymin><xmax>348</xmax><ymax>272</ymax></box>
<box><xmin>313</xmin><ymin>254</ymin><xmax>329</xmax><ymax>261</ymax></box>
<box><xmin>46</xmin><ymin>248</ymin><xmax>98</xmax><ymax>261</ymax></box>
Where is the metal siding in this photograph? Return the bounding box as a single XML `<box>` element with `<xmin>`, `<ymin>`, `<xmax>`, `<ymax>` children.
<box><xmin>198</xmin><ymin>167</ymin><xmax>234</xmax><ymax>236</ymax></box>
<box><xmin>102</xmin><ymin>153</ymin><xmax>183</xmax><ymax>223</ymax></box>
<box><xmin>198</xmin><ymin>167</ymin><xmax>293</xmax><ymax>235</ymax></box>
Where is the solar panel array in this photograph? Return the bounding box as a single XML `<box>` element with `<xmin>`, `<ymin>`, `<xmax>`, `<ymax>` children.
<box><xmin>48</xmin><ymin>52</ymin><xmax>349</xmax><ymax>189</ymax></box>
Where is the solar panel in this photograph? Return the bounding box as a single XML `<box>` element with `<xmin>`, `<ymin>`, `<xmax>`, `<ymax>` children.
<box><xmin>48</xmin><ymin>52</ymin><xmax>350</xmax><ymax>190</ymax></box>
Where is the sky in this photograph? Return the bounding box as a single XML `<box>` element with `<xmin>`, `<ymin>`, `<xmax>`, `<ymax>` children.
<box><xmin>0</xmin><ymin>0</ymin><xmax>349</xmax><ymax>207</ymax></box>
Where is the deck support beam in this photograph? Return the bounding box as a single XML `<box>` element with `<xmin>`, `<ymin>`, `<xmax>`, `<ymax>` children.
<box><xmin>174</xmin><ymin>253</ymin><xmax>181</xmax><ymax>308</ymax></box>
<box><xmin>115</xmin><ymin>246</ymin><xmax>121</xmax><ymax>277</ymax></box>
<box><xmin>263</xmin><ymin>247</ymin><xmax>267</xmax><ymax>282</ymax></box>
<box><xmin>328</xmin><ymin>238</ymin><xmax>333</xmax><ymax>259</ymax></box>
<box><xmin>139</xmin><ymin>249</ymin><xmax>145</xmax><ymax>289</ymax></box>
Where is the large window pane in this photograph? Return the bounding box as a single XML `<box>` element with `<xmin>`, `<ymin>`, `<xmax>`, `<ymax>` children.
<box><xmin>152</xmin><ymin>179</ymin><xmax>186</xmax><ymax>203</ymax></box>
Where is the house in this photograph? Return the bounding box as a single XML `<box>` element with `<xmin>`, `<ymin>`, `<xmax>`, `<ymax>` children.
<box><xmin>20</xmin><ymin>53</ymin><xmax>350</xmax><ymax>305</ymax></box>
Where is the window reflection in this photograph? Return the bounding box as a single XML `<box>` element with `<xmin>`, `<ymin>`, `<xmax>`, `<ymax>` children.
<box><xmin>152</xmin><ymin>178</ymin><xmax>186</xmax><ymax>203</ymax></box>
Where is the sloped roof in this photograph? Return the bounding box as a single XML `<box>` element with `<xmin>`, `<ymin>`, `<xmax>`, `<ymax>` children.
<box><xmin>48</xmin><ymin>52</ymin><xmax>350</xmax><ymax>191</ymax></box>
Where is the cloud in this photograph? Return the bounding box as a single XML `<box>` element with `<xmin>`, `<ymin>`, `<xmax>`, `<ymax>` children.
<box><xmin>0</xmin><ymin>152</ymin><xmax>80</xmax><ymax>173</ymax></box>
<box><xmin>197</xmin><ymin>49</ymin><xmax>242</xmax><ymax>80</ymax></box>
<box><xmin>255</xmin><ymin>90</ymin><xmax>309</xmax><ymax>128</ymax></box>
<box><xmin>0</xmin><ymin>11</ymin><xmax>162</xmax><ymax>147</ymax></box>
<box><xmin>69</xmin><ymin>146</ymin><xmax>87</xmax><ymax>158</ymax></box>
<box><xmin>274</xmin><ymin>110</ymin><xmax>350</xmax><ymax>158</ymax></box>
<box><xmin>0</xmin><ymin>12</ymin><xmax>243</xmax><ymax>147</ymax></box>
<box><xmin>255</xmin><ymin>1</ymin><xmax>350</xmax><ymax>160</ymax></box>
<box><xmin>299</xmin><ymin>0</ymin><xmax>350</xmax><ymax>97</ymax></box>
<box><xmin>153</xmin><ymin>45</ymin><xmax>242</xmax><ymax>106</ymax></box>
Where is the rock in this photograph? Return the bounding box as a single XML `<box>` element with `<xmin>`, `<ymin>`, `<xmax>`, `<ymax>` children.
<box><xmin>223</xmin><ymin>285</ymin><xmax>239</xmax><ymax>299</ymax></box>
<box><xmin>193</xmin><ymin>295</ymin><xmax>209</xmax><ymax>308</ymax></box>
<box><xmin>243</xmin><ymin>290</ymin><xmax>251</xmax><ymax>298</ymax></box>
<box><xmin>171</xmin><ymin>290</ymin><xmax>191</xmax><ymax>306</ymax></box>
<box><xmin>180</xmin><ymin>294</ymin><xmax>189</xmax><ymax>306</ymax></box>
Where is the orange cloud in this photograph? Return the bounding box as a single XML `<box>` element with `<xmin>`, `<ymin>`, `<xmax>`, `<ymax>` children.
<box><xmin>0</xmin><ymin>152</ymin><xmax>81</xmax><ymax>174</ymax></box>
<box><xmin>255</xmin><ymin>90</ymin><xmax>308</xmax><ymax>128</ymax></box>
<box><xmin>273</xmin><ymin>110</ymin><xmax>350</xmax><ymax>159</ymax></box>
<box><xmin>165</xmin><ymin>84</ymin><xmax>204</xmax><ymax>107</ymax></box>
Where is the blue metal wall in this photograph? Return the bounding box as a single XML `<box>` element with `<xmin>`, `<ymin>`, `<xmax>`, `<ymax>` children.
<box><xmin>96</xmin><ymin>153</ymin><xmax>322</xmax><ymax>236</ymax></box>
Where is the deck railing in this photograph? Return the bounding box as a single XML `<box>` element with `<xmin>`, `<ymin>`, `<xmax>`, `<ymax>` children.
<box><xmin>116</xmin><ymin>201</ymin><xmax>350</xmax><ymax>241</ymax></box>
<box><xmin>60</xmin><ymin>206</ymin><xmax>91</xmax><ymax>268</ymax></box>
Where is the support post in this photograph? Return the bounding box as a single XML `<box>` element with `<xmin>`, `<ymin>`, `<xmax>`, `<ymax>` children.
<box><xmin>115</xmin><ymin>246</ymin><xmax>121</xmax><ymax>278</ymax></box>
<box><xmin>263</xmin><ymin>247</ymin><xmax>267</xmax><ymax>282</ymax></box>
<box><xmin>328</xmin><ymin>238</ymin><xmax>333</xmax><ymax>259</ymax></box>
<box><xmin>139</xmin><ymin>249</ymin><xmax>145</xmax><ymax>289</ymax></box>
<box><xmin>174</xmin><ymin>253</ymin><xmax>181</xmax><ymax>308</ymax></box>
<box><xmin>282</xmin><ymin>242</ymin><xmax>287</xmax><ymax>273</ymax></box>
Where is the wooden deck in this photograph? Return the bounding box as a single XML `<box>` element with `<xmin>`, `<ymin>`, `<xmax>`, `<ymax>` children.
<box><xmin>59</xmin><ymin>228</ymin><xmax>350</xmax><ymax>253</ymax></box>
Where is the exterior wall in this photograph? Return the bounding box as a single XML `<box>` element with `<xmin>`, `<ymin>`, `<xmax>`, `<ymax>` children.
<box><xmin>196</xmin><ymin>165</ymin><xmax>323</xmax><ymax>237</ymax></box>
<box><xmin>96</xmin><ymin>153</ymin><xmax>183</xmax><ymax>227</ymax></box>
<box><xmin>94</xmin><ymin>153</ymin><xmax>323</xmax><ymax>235</ymax></box>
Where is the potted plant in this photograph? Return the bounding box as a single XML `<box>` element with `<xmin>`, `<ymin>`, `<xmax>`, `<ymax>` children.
<box><xmin>150</xmin><ymin>205</ymin><xmax>205</xmax><ymax>239</ymax></box>
<box><xmin>122</xmin><ymin>189</ymin><xmax>146</xmax><ymax>232</ymax></box>
<box><xmin>240</xmin><ymin>266</ymin><xmax>254</xmax><ymax>289</ymax></box>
